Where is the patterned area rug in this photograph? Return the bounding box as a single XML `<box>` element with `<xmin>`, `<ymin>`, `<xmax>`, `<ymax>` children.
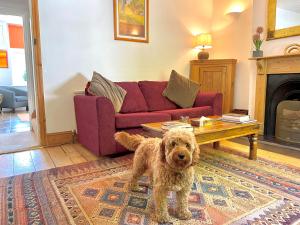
<box><xmin>0</xmin><ymin>146</ymin><xmax>299</xmax><ymax>225</ymax></box>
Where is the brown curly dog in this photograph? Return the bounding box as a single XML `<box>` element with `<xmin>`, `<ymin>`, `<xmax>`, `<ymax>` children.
<box><xmin>115</xmin><ymin>129</ymin><xmax>200</xmax><ymax>223</ymax></box>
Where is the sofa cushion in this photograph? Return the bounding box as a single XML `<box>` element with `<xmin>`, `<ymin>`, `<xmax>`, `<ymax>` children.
<box><xmin>157</xmin><ymin>106</ymin><xmax>213</xmax><ymax>120</ymax></box>
<box><xmin>116</xmin><ymin>112</ymin><xmax>171</xmax><ymax>129</ymax></box>
<box><xmin>88</xmin><ymin>71</ymin><xmax>127</xmax><ymax>112</ymax></box>
<box><xmin>15</xmin><ymin>96</ymin><xmax>28</xmax><ymax>102</ymax></box>
<box><xmin>138</xmin><ymin>81</ymin><xmax>178</xmax><ymax>111</ymax></box>
<box><xmin>116</xmin><ymin>82</ymin><xmax>148</xmax><ymax>113</ymax></box>
<box><xmin>163</xmin><ymin>70</ymin><xmax>200</xmax><ymax>108</ymax></box>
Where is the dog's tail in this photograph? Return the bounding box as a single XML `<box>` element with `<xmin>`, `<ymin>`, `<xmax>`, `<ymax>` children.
<box><xmin>114</xmin><ymin>132</ymin><xmax>145</xmax><ymax>151</ymax></box>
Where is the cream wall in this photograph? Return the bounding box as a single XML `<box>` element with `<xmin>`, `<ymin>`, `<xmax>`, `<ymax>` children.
<box><xmin>210</xmin><ymin>0</ymin><xmax>300</xmax><ymax>116</ymax></box>
<box><xmin>211</xmin><ymin>0</ymin><xmax>253</xmax><ymax>110</ymax></box>
<box><xmin>252</xmin><ymin>0</ymin><xmax>300</xmax><ymax>57</ymax></box>
<box><xmin>248</xmin><ymin>0</ymin><xmax>300</xmax><ymax>116</ymax></box>
<box><xmin>38</xmin><ymin>0</ymin><xmax>213</xmax><ymax>133</ymax></box>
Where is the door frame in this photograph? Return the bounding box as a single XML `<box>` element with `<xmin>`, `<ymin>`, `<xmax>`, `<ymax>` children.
<box><xmin>31</xmin><ymin>0</ymin><xmax>47</xmax><ymax>146</ymax></box>
<box><xmin>0</xmin><ymin>0</ymin><xmax>47</xmax><ymax>146</ymax></box>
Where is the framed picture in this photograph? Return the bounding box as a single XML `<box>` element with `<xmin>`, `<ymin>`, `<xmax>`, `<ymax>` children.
<box><xmin>113</xmin><ymin>0</ymin><xmax>149</xmax><ymax>43</ymax></box>
<box><xmin>0</xmin><ymin>50</ymin><xmax>8</xmax><ymax>68</ymax></box>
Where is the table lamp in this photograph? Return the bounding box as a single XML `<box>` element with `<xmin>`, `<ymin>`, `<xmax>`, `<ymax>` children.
<box><xmin>195</xmin><ymin>33</ymin><xmax>212</xmax><ymax>60</ymax></box>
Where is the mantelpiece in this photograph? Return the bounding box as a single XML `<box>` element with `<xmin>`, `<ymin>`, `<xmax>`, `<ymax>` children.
<box><xmin>250</xmin><ymin>54</ymin><xmax>300</xmax><ymax>134</ymax></box>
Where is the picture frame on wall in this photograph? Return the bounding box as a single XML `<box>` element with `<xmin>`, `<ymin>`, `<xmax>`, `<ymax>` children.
<box><xmin>0</xmin><ymin>50</ymin><xmax>8</xmax><ymax>68</ymax></box>
<box><xmin>113</xmin><ymin>0</ymin><xmax>149</xmax><ymax>43</ymax></box>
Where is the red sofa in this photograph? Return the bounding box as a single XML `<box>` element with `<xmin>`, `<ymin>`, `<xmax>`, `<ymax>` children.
<box><xmin>74</xmin><ymin>81</ymin><xmax>222</xmax><ymax>156</ymax></box>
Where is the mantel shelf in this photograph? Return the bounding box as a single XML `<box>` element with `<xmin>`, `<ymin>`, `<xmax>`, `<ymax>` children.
<box><xmin>249</xmin><ymin>54</ymin><xmax>300</xmax><ymax>60</ymax></box>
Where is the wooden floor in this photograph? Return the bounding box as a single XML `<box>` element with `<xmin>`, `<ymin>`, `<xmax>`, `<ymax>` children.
<box><xmin>0</xmin><ymin>109</ymin><xmax>38</xmax><ymax>154</ymax></box>
<box><xmin>227</xmin><ymin>138</ymin><xmax>300</xmax><ymax>165</ymax></box>
<box><xmin>0</xmin><ymin>143</ymin><xmax>99</xmax><ymax>178</ymax></box>
<box><xmin>0</xmin><ymin>140</ymin><xmax>299</xmax><ymax>179</ymax></box>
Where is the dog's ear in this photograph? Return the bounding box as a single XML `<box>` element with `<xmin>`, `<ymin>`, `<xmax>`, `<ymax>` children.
<box><xmin>191</xmin><ymin>137</ymin><xmax>200</xmax><ymax>166</ymax></box>
<box><xmin>160</xmin><ymin>141</ymin><xmax>166</xmax><ymax>163</ymax></box>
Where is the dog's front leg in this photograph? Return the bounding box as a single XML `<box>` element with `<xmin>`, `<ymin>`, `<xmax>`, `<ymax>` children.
<box><xmin>153</xmin><ymin>187</ymin><xmax>171</xmax><ymax>223</ymax></box>
<box><xmin>175</xmin><ymin>189</ymin><xmax>192</xmax><ymax>220</ymax></box>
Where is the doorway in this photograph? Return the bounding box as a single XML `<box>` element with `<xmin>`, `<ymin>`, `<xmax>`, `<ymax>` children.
<box><xmin>0</xmin><ymin>12</ymin><xmax>39</xmax><ymax>153</ymax></box>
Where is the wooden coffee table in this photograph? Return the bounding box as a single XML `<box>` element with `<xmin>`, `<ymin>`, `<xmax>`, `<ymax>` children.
<box><xmin>141</xmin><ymin>117</ymin><xmax>260</xmax><ymax>160</ymax></box>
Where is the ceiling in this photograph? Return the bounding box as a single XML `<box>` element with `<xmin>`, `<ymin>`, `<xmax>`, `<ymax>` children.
<box><xmin>277</xmin><ymin>0</ymin><xmax>300</xmax><ymax>14</ymax></box>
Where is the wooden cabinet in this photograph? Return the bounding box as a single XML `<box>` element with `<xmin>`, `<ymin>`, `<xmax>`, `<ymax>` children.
<box><xmin>190</xmin><ymin>59</ymin><xmax>237</xmax><ymax>114</ymax></box>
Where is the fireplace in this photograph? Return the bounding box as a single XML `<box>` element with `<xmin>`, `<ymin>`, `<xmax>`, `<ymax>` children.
<box><xmin>253</xmin><ymin>54</ymin><xmax>300</xmax><ymax>147</ymax></box>
<box><xmin>264</xmin><ymin>74</ymin><xmax>300</xmax><ymax>142</ymax></box>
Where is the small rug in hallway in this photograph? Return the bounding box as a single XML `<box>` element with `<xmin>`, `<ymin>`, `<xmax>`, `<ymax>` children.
<box><xmin>0</xmin><ymin>147</ymin><xmax>299</xmax><ymax>225</ymax></box>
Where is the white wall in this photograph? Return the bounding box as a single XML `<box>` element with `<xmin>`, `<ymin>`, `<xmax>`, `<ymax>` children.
<box><xmin>38</xmin><ymin>0</ymin><xmax>213</xmax><ymax>133</ymax></box>
<box><xmin>211</xmin><ymin>0</ymin><xmax>253</xmax><ymax>110</ymax></box>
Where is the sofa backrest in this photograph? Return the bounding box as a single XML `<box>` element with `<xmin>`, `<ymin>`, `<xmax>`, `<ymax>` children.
<box><xmin>138</xmin><ymin>81</ymin><xmax>178</xmax><ymax>111</ymax></box>
<box><xmin>85</xmin><ymin>81</ymin><xmax>179</xmax><ymax>112</ymax></box>
<box><xmin>115</xmin><ymin>82</ymin><xmax>148</xmax><ymax>113</ymax></box>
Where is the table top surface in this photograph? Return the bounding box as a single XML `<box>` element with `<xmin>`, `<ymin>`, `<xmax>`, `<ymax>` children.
<box><xmin>142</xmin><ymin>116</ymin><xmax>260</xmax><ymax>136</ymax></box>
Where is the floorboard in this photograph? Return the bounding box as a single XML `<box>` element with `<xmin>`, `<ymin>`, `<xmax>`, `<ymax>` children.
<box><xmin>46</xmin><ymin>146</ymin><xmax>74</xmax><ymax>167</ymax></box>
<box><xmin>30</xmin><ymin>149</ymin><xmax>55</xmax><ymax>171</ymax></box>
<box><xmin>13</xmin><ymin>151</ymin><xmax>35</xmax><ymax>175</ymax></box>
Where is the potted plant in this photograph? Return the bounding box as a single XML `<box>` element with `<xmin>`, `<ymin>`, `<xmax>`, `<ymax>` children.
<box><xmin>252</xmin><ymin>26</ymin><xmax>264</xmax><ymax>57</ymax></box>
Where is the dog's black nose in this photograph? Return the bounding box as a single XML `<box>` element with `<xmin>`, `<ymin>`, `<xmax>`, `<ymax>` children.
<box><xmin>178</xmin><ymin>154</ymin><xmax>185</xmax><ymax>160</ymax></box>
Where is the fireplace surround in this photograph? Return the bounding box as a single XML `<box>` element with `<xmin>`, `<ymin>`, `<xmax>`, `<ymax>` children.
<box><xmin>252</xmin><ymin>54</ymin><xmax>300</xmax><ymax>145</ymax></box>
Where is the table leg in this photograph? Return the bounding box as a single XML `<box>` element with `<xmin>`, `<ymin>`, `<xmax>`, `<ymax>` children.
<box><xmin>213</xmin><ymin>141</ymin><xmax>220</xmax><ymax>149</ymax></box>
<box><xmin>248</xmin><ymin>134</ymin><xmax>258</xmax><ymax>160</ymax></box>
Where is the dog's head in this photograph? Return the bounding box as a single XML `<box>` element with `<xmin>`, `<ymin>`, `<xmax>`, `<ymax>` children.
<box><xmin>160</xmin><ymin>129</ymin><xmax>200</xmax><ymax>170</ymax></box>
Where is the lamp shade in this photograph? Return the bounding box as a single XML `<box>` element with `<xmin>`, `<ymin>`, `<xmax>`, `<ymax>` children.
<box><xmin>195</xmin><ymin>33</ymin><xmax>212</xmax><ymax>49</ymax></box>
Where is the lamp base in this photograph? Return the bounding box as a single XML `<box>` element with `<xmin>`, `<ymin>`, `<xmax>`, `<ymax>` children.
<box><xmin>198</xmin><ymin>51</ymin><xmax>209</xmax><ymax>60</ymax></box>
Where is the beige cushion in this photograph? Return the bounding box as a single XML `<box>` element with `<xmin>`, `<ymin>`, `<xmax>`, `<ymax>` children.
<box><xmin>163</xmin><ymin>70</ymin><xmax>200</xmax><ymax>108</ymax></box>
<box><xmin>88</xmin><ymin>71</ymin><xmax>127</xmax><ymax>112</ymax></box>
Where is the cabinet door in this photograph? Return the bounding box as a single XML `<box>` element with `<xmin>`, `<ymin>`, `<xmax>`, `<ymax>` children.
<box><xmin>190</xmin><ymin>64</ymin><xmax>232</xmax><ymax>113</ymax></box>
<box><xmin>199</xmin><ymin>66</ymin><xmax>227</xmax><ymax>94</ymax></box>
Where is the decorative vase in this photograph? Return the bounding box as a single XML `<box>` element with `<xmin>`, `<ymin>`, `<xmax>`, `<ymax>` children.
<box><xmin>252</xmin><ymin>50</ymin><xmax>263</xmax><ymax>58</ymax></box>
<box><xmin>198</xmin><ymin>50</ymin><xmax>209</xmax><ymax>60</ymax></box>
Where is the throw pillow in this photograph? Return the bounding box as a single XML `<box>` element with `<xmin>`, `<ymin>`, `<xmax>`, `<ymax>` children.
<box><xmin>88</xmin><ymin>71</ymin><xmax>127</xmax><ymax>112</ymax></box>
<box><xmin>163</xmin><ymin>70</ymin><xmax>200</xmax><ymax>108</ymax></box>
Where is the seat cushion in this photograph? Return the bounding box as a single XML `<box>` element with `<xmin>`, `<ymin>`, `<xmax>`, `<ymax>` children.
<box><xmin>116</xmin><ymin>112</ymin><xmax>171</xmax><ymax>129</ymax></box>
<box><xmin>116</xmin><ymin>82</ymin><xmax>148</xmax><ymax>113</ymax></box>
<box><xmin>15</xmin><ymin>96</ymin><xmax>28</xmax><ymax>102</ymax></box>
<box><xmin>157</xmin><ymin>106</ymin><xmax>213</xmax><ymax>120</ymax></box>
<box><xmin>138</xmin><ymin>81</ymin><xmax>178</xmax><ymax>111</ymax></box>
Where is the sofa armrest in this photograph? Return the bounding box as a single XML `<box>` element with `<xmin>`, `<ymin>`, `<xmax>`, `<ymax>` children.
<box><xmin>74</xmin><ymin>95</ymin><xmax>116</xmax><ymax>156</ymax></box>
<box><xmin>194</xmin><ymin>92</ymin><xmax>223</xmax><ymax>116</ymax></box>
<box><xmin>0</xmin><ymin>88</ymin><xmax>15</xmax><ymax>107</ymax></box>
